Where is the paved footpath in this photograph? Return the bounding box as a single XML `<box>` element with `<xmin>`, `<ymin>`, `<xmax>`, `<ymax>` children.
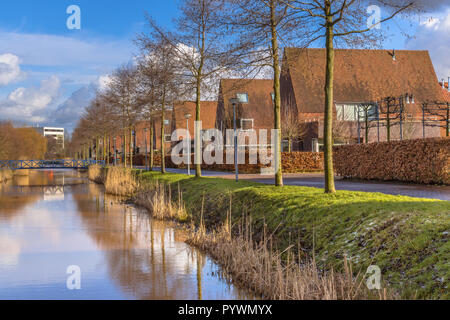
<box><xmin>139</xmin><ymin>167</ymin><xmax>450</xmax><ymax>201</ymax></box>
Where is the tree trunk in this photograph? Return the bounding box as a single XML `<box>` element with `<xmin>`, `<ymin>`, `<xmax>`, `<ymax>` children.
<box><xmin>150</xmin><ymin>119</ymin><xmax>154</xmax><ymax>171</ymax></box>
<box><xmin>195</xmin><ymin>77</ymin><xmax>202</xmax><ymax>178</ymax></box>
<box><xmin>106</xmin><ymin>136</ymin><xmax>110</xmax><ymax>165</ymax></box>
<box><xmin>123</xmin><ymin>129</ymin><xmax>127</xmax><ymax>167</ymax></box>
<box><xmin>365</xmin><ymin>111</ymin><xmax>369</xmax><ymax>143</ymax></box>
<box><xmin>161</xmin><ymin>94</ymin><xmax>166</xmax><ymax>174</ymax></box>
<box><xmin>288</xmin><ymin>137</ymin><xmax>292</xmax><ymax>153</ymax></box>
<box><xmin>270</xmin><ymin>0</ymin><xmax>283</xmax><ymax>187</ymax></box>
<box><xmin>129</xmin><ymin>128</ymin><xmax>133</xmax><ymax>168</ymax></box>
<box><xmin>324</xmin><ymin>8</ymin><xmax>336</xmax><ymax>194</ymax></box>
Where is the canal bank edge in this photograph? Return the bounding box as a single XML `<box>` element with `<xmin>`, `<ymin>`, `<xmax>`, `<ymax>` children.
<box><xmin>89</xmin><ymin>166</ymin><xmax>450</xmax><ymax>300</ymax></box>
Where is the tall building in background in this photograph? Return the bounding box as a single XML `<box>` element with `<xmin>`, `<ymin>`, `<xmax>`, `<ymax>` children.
<box><xmin>34</xmin><ymin>127</ymin><xmax>65</xmax><ymax>149</ymax></box>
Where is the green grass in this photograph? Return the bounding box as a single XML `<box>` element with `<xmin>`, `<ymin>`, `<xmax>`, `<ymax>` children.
<box><xmin>137</xmin><ymin>171</ymin><xmax>450</xmax><ymax>299</ymax></box>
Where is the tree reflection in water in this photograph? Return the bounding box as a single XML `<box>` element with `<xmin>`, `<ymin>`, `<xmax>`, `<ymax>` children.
<box><xmin>0</xmin><ymin>169</ymin><xmax>254</xmax><ymax>300</ymax></box>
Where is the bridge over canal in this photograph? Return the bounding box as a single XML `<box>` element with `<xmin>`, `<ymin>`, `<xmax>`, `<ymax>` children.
<box><xmin>0</xmin><ymin>160</ymin><xmax>104</xmax><ymax>170</ymax></box>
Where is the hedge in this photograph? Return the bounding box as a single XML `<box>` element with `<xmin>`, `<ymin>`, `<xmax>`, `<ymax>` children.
<box><xmin>163</xmin><ymin>151</ymin><xmax>323</xmax><ymax>174</ymax></box>
<box><xmin>334</xmin><ymin>138</ymin><xmax>450</xmax><ymax>185</ymax></box>
<box><xmin>133</xmin><ymin>151</ymin><xmax>324</xmax><ymax>174</ymax></box>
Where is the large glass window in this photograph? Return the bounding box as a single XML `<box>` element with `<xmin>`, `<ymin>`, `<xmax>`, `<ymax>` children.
<box><xmin>240</xmin><ymin>119</ymin><xmax>254</xmax><ymax>131</ymax></box>
<box><xmin>336</xmin><ymin>104</ymin><xmax>357</xmax><ymax>121</ymax></box>
<box><xmin>336</xmin><ymin>104</ymin><xmax>377</xmax><ymax>121</ymax></box>
<box><xmin>236</xmin><ymin>93</ymin><xmax>249</xmax><ymax>104</ymax></box>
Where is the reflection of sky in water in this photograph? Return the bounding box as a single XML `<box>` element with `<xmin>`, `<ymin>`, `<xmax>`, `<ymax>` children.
<box><xmin>0</xmin><ymin>170</ymin><xmax>255</xmax><ymax>300</ymax></box>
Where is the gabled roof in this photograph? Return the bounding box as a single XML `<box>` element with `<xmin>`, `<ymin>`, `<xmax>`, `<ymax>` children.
<box><xmin>439</xmin><ymin>82</ymin><xmax>450</xmax><ymax>102</ymax></box>
<box><xmin>283</xmin><ymin>48</ymin><xmax>444</xmax><ymax>114</ymax></box>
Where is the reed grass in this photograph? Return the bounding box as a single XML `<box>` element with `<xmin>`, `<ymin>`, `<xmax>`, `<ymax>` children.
<box><xmin>88</xmin><ymin>165</ymin><xmax>138</xmax><ymax>197</ymax></box>
<box><xmin>0</xmin><ymin>169</ymin><xmax>13</xmax><ymax>183</ymax></box>
<box><xmin>187</xmin><ymin>224</ymin><xmax>389</xmax><ymax>300</ymax></box>
<box><xmin>88</xmin><ymin>164</ymin><xmax>104</xmax><ymax>183</ymax></box>
<box><xmin>136</xmin><ymin>179</ymin><xmax>391</xmax><ymax>300</ymax></box>
<box><xmin>135</xmin><ymin>182</ymin><xmax>188</xmax><ymax>221</ymax></box>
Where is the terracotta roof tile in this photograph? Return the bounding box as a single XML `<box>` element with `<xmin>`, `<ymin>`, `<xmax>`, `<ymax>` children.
<box><xmin>283</xmin><ymin>48</ymin><xmax>444</xmax><ymax>114</ymax></box>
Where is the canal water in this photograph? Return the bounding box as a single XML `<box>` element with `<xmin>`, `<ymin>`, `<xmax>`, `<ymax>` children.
<box><xmin>0</xmin><ymin>169</ymin><xmax>253</xmax><ymax>300</ymax></box>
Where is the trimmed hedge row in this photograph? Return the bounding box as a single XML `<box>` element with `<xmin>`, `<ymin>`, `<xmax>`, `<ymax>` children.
<box><xmin>282</xmin><ymin>152</ymin><xmax>324</xmax><ymax>173</ymax></box>
<box><xmin>165</xmin><ymin>151</ymin><xmax>323</xmax><ymax>174</ymax></box>
<box><xmin>334</xmin><ymin>138</ymin><xmax>450</xmax><ymax>185</ymax></box>
<box><xmin>133</xmin><ymin>151</ymin><xmax>324</xmax><ymax>174</ymax></box>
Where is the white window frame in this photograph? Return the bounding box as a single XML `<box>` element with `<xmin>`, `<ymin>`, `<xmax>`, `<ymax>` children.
<box><xmin>236</xmin><ymin>93</ymin><xmax>249</xmax><ymax>104</ymax></box>
<box><xmin>240</xmin><ymin>118</ymin><xmax>254</xmax><ymax>131</ymax></box>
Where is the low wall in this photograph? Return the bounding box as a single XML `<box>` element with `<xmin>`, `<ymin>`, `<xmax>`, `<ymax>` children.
<box><xmin>333</xmin><ymin>138</ymin><xmax>450</xmax><ymax>185</ymax></box>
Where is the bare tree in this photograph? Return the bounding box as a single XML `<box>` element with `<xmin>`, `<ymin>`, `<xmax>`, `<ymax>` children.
<box><xmin>104</xmin><ymin>64</ymin><xmax>142</xmax><ymax>168</ymax></box>
<box><xmin>282</xmin><ymin>108</ymin><xmax>307</xmax><ymax>152</ymax></box>
<box><xmin>143</xmin><ymin>0</ymin><xmax>240</xmax><ymax>177</ymax></box>
<box><xmin>136</xmin><ymin>34</ymin><xmax>182</xmax><ymax>174</ymax></box>
<box><xmin>226</xmin><ymin>0</ymin><xmax>307</xmax><ymax>186</ymax></box>
<box><xmin>287</xmin><ymin>0</ymin><xmax>416</xmax><ymax>193</ymax></box>
<box><xmin>135</xmin><ymin>58</ymin><xmax>158</xmax><ymax>171</ymax></box>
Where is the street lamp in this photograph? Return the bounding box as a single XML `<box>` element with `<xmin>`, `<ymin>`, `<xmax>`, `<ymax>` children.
<box><xmin>229</xmin><ymin>96</ymin><xmax>246</xmax><ymax>182</ymax></box>
<box><xmin>113</xmin><ymin>138</ymin><xmax>117</xmax><ymax>166</ymax></box>
<box><xmin>144</xmin><ymin>128</ymin><xmax>148</xmax><ymax>171</ymax></box>
<box><xmin>185</xmin><ymin>113</ymin><xmax>192</xmax><ymax>176</ymax></box>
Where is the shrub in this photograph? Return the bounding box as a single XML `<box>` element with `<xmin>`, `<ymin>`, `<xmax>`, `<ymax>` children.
<box><xmin>164</xmin><ymin>151</ymin><xmax>323</xmax><ymax>174</ymax></box>
<box><xmin>334</xmin><ymin>138</ymin><xmax>450</xmax><ymax>185</ymax></box>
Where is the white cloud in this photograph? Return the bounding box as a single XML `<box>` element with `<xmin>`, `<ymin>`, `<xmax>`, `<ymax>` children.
<box><xmin>52</xmin><ymin>83</ymin><xmax>97</xmax><ymax>130</ymax></box>
<box><xmin>0</xmin><ymin>53</ymin><xmax>25</xmax><ymax>86</ymax></box>
<box><xmin>406</xmin><ymin>10</ymin><xmax>450</xmax><ymax>80</ymax></box>
<box><xmin>0</xmin><ymin>75</ymin><xmax>61</xmax><ymax>122</ymax></box>
<box><xmin>0</xmin><ymin>31</ymin><xmax>132</xmax><ymax>71</ymax></box>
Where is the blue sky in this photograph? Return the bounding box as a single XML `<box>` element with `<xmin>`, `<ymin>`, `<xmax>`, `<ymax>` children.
<box><xmin>0</xmin><ymin>1</ymin><xmax>449</xmax><ymax>132</ymax></box>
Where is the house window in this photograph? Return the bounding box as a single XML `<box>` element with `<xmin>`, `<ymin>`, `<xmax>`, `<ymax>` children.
<box><xmin>164</xmin><ymin>134</ymin><xmax>172</xmax><ymax>142</ymax></box>
<box><xmin>336</xmin><ymin>104</ymin><xmax>358</xmax><ymax>121</ymax></box>
<box><xmin>236</xmin><ymin>93</ymin><xmax>249</xmax><ymax>104</ymax></box>
<box><xmin>164</xmin><ymin>119</ymin><xmax>170</xmax><ymax>125</ymax></box>
<box><xmin>241</xmin><ymin>119</ymin><xmax>254</xmax><ymax>131</ymax></box>
<box><xmin>336</xmin><ymin>104</ymin><xmax>377</xmax><ymax>122</ymax></box>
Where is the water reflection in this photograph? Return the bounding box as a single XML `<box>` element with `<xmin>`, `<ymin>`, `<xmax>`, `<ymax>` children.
<box><xmin>0</xmin><ymin>170</ymin><xmax>254</xmax><ymax>300</ymax></box>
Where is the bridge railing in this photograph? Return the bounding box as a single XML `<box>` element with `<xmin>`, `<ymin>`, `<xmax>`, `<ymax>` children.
<box><xmin>0</xmin><ymin>159</ymin><xmax>105</xmax><ymax>170</ymax></box>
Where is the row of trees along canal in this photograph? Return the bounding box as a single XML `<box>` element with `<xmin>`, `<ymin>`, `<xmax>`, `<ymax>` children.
<box><xmin>68</xmin><ymin>0</ymin><xmax>420</xmax><ymax>193</ymax></box>
<box><xmin>0</xmin><ymin>123</ymin><xmax>47</xmax><ymax>160</ymax></box>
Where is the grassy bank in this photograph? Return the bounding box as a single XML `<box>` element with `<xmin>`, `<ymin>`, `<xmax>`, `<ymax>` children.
<box><xmin>135</xmin><ymin>171</ymin><xmax>449</xmax><ymax>300</ymax></box>
<box><xmin>89</xmin><ymin>166</ymin><xmax>449</xmax><ymax>299</ymax></box>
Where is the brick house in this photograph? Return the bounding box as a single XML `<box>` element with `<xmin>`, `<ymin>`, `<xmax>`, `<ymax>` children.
<box><xmin>130</xmin><ymin>101</ymin><xmax>218</xmax><ymax>155</ymax></box>
<box><xmin>216</xmin><ymin>79</ymin><xmax>274</xmax><ymax>132</ymax></box>
<box><xmin>281</xmin><ymin>48</ymin><xmax>445</xmax><ymax>151</ymax></box>
<box><xmin>215</xmin><ymin>79</ymin><xmax>276</xmax><ymax>149</ymax></box>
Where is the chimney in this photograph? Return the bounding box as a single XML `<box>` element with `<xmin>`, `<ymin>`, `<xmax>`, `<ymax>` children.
<box><xmin>448</xmin><ymin>77</ymin><xmax>450</xmax><ymax>92</ymax></box>
<box><xmin>392</xmin><ymin>49</ymin><xmax>396</xmax><ymax>61</ymax></box>
<box><xmin>442</xmin><ymin>79</ymin><xmax>445</xmax><ymax>89</ymax></box>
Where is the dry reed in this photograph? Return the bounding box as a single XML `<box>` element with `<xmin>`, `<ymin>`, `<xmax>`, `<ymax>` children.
<box><xmin>187</xmin><ymin>223</ymin><xmax>387</xmax><ymax>300</ymax></box>
<box><xmin>135</xmin><ymin>182</ymin><xmax>188</xmax><ymax>221</ymax></box>
<box><xmin>88</xmin><ymin>164</ymin><xmax>104</xmax><ymax>183</ymax></box>
<box><xmin>0</xmin><ymin>169</ymin><xmax>13</xmax><ymax>183</ymax></box>
<box><xmin>104</xmin><ymin>166</ymin><xmax>138</xmax><ymax>196</ymax></box>
<box><xmin>88</xmin><ymin>165</ymin><xmax>138</xmax><ymax>196</ymax></box>
<box><xmin>135</xmin><ymin>180</ymin><xmax>391</xmax><ymax>300</ymax></box>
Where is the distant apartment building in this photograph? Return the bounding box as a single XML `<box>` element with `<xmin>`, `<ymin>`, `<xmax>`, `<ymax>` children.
<box><xmin>34</xmin><ymin>127</ymin><xmax>65</xmax><ymax>149</ymax></box>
